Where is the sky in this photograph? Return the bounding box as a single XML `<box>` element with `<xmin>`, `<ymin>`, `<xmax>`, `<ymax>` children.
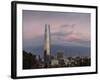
<box><xmin>22</xmin><ymin>10</ymin><xmax>91</xmax><ymax>57</ymax></box>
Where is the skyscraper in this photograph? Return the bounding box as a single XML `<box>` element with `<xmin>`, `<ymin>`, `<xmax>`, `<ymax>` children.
<box><xmin>44</xmin><ymin>24</ymin><xmax>51</xmax><ymax>67</ymax></box>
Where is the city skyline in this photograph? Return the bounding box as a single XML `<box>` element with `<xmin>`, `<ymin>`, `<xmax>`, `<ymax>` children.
<box><xmin>22</xmin><ymin>10</ymin><xmax>91</xmax><ymax>58</ymax></box>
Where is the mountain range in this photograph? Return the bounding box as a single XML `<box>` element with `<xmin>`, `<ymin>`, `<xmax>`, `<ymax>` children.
<box><xmin>23</xmin><ymin>44</ymin><xmax>90</xmax><ymax>58</ymax></box>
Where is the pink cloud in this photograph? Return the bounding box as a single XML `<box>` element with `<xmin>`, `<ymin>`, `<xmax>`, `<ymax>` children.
<box><xmin>64</xmin><ymin>33</ymin><xmax>80</xmax><ymax>41</ymax></box>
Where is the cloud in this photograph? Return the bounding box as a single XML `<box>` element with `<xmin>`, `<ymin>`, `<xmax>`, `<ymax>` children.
<box><xmin>51</xmin><ymin>30</ymin><xmax>90</xmax><ymax>43</ymax></box>
<box><xmin>51</xmin><ymin>31</ymin><xmax>71</xmax><ymax>37</ymax></box>
<box><xmin>51</xmin><ymin>32</ymin><xmax>90</xmax><ymax>48</ymax></box>
<box><xmin>60</xmin><ymin>24</ymin><xmax>76</xmax><ymax>28</ymax></box>
<box><xmin>65</xmin><ymin>33</ymin><xmax>80</xmax><ymax>41</ymax></box>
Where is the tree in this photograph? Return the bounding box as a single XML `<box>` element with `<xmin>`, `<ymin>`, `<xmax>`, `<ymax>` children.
<box><xmin>23</xmin><ymin>50</ymin><xmax>38</xmax><ymax>69</ymax></box>
<box><xmin>56</xmin><ymin>51</ymin><xmax>64</xmax><ymax>60</ymax></box>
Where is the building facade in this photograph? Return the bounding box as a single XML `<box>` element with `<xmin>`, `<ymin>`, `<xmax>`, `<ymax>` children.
<box><xmin>44</xmin><ymin>24</ymin><xmax>51</xmax><ymax>67</ymax></box>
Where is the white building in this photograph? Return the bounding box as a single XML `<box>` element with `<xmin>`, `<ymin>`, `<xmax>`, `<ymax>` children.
<box><xmin>51</xmin><ymin>59</ymin><xmax>59</xmax><ymax>66</ymax></box>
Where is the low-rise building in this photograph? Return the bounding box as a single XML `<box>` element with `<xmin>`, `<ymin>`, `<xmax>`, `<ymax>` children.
<box><xmin>51</xmin><ymin>59</ymin><xmax>59</xmax><ymax>66</ymax></box>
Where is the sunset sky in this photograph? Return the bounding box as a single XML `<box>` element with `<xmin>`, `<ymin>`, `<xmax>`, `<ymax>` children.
<box><xmin>22</xmin><ymin>10</ymin><xmax>91</xmax><ymax>57</ymax></box>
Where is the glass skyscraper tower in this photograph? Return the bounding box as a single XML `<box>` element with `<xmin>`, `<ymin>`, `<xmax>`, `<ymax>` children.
<box><xmin>44</xmin><ymin>24</ymin><xmax>51</xmax><ymax>67</ymax></box>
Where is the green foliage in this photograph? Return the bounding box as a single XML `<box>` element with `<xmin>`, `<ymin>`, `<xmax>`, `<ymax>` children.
<box><xmin>23</xmin><ymin>51</ymin><xmax>39</xmax><ymax>69</ymax></box>
<box><xmin>56</xmin><ymin>51</ymin><xmax>64</xmax><ymax>60</ymax></box>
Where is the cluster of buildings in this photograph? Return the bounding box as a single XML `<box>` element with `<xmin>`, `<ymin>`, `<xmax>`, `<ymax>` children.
<box><xmin>50</xmin><ymin>54</ymin><xmax>90</xmax><ymax>67</ymax></box>
<box><xmin>37</xmin><ymin>52</ymin><xmax>90</xmax><ymax>68</ymax></box>
<box><xmin>36</xmin><ymin>24</ymin><xmax>90</xmax><ymax>68</ymax></box>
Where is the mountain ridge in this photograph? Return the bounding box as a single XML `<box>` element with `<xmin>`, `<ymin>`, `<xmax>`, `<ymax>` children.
<box><xmin>23</xmin><ymin>44</ymin><xmax>90</xmax><ymax>58</ymax></box>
